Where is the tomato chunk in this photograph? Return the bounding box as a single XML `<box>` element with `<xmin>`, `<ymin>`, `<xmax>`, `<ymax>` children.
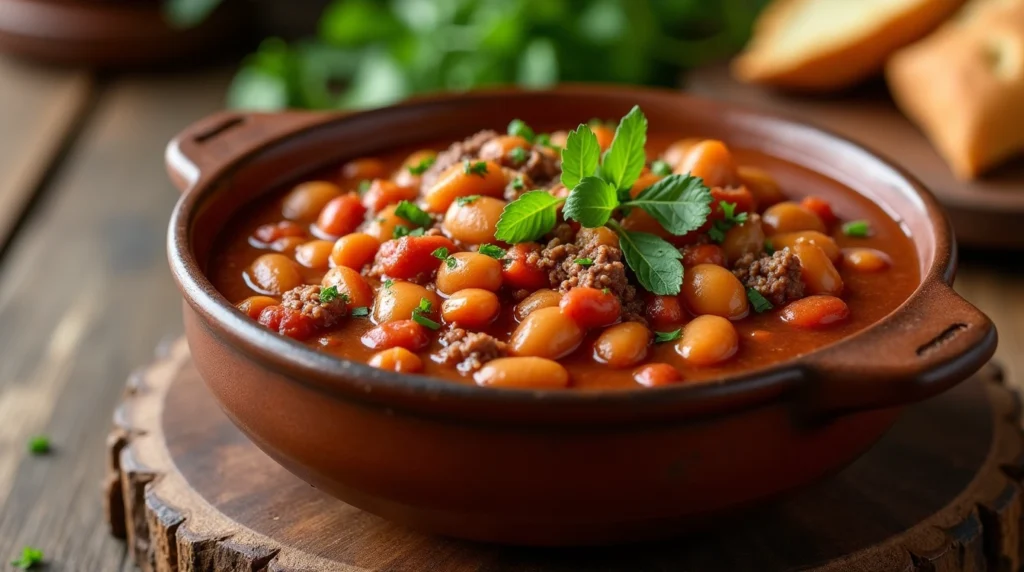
<box><xmin>781</xmin><ymin>295</ymin><xmax>850</xmax><ymax>328</ymax></box>
<box><xmin>559</xmin><ymin>287</ymin><xmax>621</xmax><ymax>329</ymax></box>
<box><xmin>361</xmin><ymin>320</ymin><xmax>430</xmax><ymax>351</ymax></box>
<box><xmin>374</xmin><ymin>235</ymin><xmax>457</xmax><ymax>280</ymax></box>
<box><xmin>502</xmin><ymin>243</ymin><xmax>550</xmax><ymax>290</ymax></box>
<box><xmin>257</xmin><ymin>305</ymin><xmax>316</xmax><ymax>340</ymax></box>
<box><xmin>316</xmin><ymin>193</ymin><xmax>366</xmax><ymax>237</ymax></box>
<box><xmin>361</xmin><ymin>179</ymin><xmax>418</xmax><ymax>213</ymax></box>
<box><xmin>800</xmin><ymin>196</ymin><xmax>838</xmax><ymax>228</ymax></box>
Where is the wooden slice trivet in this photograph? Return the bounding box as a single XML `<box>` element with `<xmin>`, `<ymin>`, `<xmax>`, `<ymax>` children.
<box><xmin>106</xmin><ymin>339</ymin><xmax>1024</xmax><ymax>571</ymax></box>
<box><xmin>686</xmin><ymin>65</ymin><xmax>1024</xmax><ymax>250</ymax></box>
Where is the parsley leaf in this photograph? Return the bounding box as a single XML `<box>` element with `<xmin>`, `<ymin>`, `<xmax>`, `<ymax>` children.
<box><xmin>563</xmin><ymin>176</ymin><xmax>618</xmax><ymax>228</ymax></box>
<box><xmin>479</xmin><ymin>244</ymin><xmax>506</xmax><ymax>259</ymax></box>
<box><xmin>411</xmin><ymin>298</ymin><xmax>440</xmax><ymax>330</ymax></box>
<box><xmin>709</xmin><ymin>201</ymin><xmax>749</xmax><ymax>243</ymax></box>
<box><xmin>319</xmin><ymin>285</ymin><xmax>341</xmax><ymax>303</ymax></box>
<box><xmin>463</xmin><ymin>160</ymin><xmax>488</xmax><ymax>177</ymax></box>
<box><xmin>27</xmin><ymin>436</ymin><xmax>49</xmax><ymax>455</ymax></box>
<box><xmin>392</xmin><ymin>225</ymin><xmax>425</xmax><ymax>239</ymax></box>
<box><xmin>494</xmin><ymin>190</ymin><xmax>563</xmax><ymax>243</ymax></box>
<box><xmin>394</xmin><ymin>200</ymin><xmax>432</xmax><ymax>227</ymax></box>
<box><xmin>560</xmin><ymin>123</ymin><xmax>600</xmax><ymax>189</ymax></box>
<box><xmin>654</xmin><ymin>329</ymin><xmax>681</xmax><ymax>343</ymax></box>
<box><xmin>432</xmin><ymin>247</ymin><xmax>457</xmax><ymax>268</ymax></box>
<box><xmin>455</xmin><ymin>195</ymin><xmax>481</xmax><ymax>206</ymax></box>
<box><xmin>350</xmin><ymin>306</ymin><xmax>369</xmax><ymax>317</ymax></box>
<box><xmin>509</xmin><ymin>147</ymin><xmax>528</xmax><ymax>164</ymax></box>
<box><xmin>574</xmin><ymin>258</ymin><xmax>593</xmax><ymax>266</ymax></box>
<box><xmin>614</xmin><ymin>227</ymin><xmax>683</xmax><ymax>295</ymax></box>
<box><xmin>650</xmin><ymin>160</ymin><xmax>672</xmax><ymax>177</ymax></box>
<box><xmin>507</xmin><ymin>119</ymin><xmax>535</xmax><ymax>142</ymax></box>
<box><xmin>624</xmin><ymin>174</ymin><xmax>712</xmax><ymax>235</ymax></box>
<box><xmin>747</xmin><ymin>288</ymin><xmax>774</xmax><ymax>313</ymax></box>
<box><xmin>407</xmin><ymin>155</ymin><xmax>436</xmax><ymax>175</ymax></box>
<box><xmin>842</xmin><ymin>220</ymin><xmax>871</xmax><ymax>237</ymax></box>
<box><xmin>602</xmin><ymin>105</ymin><xmax>648</xmax><ymax>191</ymax></box>
<box><xmin>10</xmin><ymin>546</ymin><xmax>43</xmax><ymax>570</ymax></box>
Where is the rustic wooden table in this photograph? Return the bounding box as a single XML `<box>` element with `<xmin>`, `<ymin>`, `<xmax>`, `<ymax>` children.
<box><xmin>0</xmin><ymin>56</ymin><xmax>1021</xmax><ymax>571</ymax></box>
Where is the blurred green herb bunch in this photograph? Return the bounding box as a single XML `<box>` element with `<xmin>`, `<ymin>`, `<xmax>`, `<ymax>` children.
<box><xmin>169</xmin><ymin>0</ymin><xmax>768</xmax><ymax>110</ymax></box>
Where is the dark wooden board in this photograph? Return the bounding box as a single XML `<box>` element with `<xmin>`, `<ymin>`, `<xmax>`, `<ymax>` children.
<box><xmin>107</xmin><ymin>339</ymin><xmax>1024</xmax><ymax>571</ymax></box>
<box><xmin>686</xmin><ymin>65</ymin><xmax>1024</xmax><ymax>250</ymax></box>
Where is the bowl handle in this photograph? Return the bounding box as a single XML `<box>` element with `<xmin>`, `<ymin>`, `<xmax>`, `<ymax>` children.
<box><xmin>801</xmin><ymin>281</ymin><xmax>997</xmax><ymax>416</ymax></box>
<box><xmin>165</xmin><ymin>111</ymin><xmax>333</xmax><ymax>192</ymax></box>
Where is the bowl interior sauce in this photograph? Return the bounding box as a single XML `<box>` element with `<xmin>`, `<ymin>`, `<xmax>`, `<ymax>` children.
<box><xmin>207</xmin><ymin>132</ymin><xmax>919</xmax><ymax>391</ymax></box>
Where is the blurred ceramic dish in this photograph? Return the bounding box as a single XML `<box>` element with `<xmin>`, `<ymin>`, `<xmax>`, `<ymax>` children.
<box><xmin>166</xmin><ymin>87</ymin><xmax>996</xmax><ymax>545</ymax></box>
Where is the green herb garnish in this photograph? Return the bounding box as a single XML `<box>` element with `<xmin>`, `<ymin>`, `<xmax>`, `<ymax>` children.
<box><xmin>509</xmin><ymin>147</ymin><xmax>528</xmax><ymax>164</ymax></box>
<box><xmin>27</xmin><ymin>436</ymin><xmax>50</xmax><ymax>455</ymax></box>
<box><xmin>350</xmin><ymin>306</ymin><xmax>369</xmax><ymax>317</ymax></box>
<box><xmin>411</xmin><ymin>298</ymin><xmax>441</xmax><ymax>330</ymax></box>
<box><xmin>708</xmin><ymin>201</ymin><xmax>749</xmax><ymax>243</ymax></box>
<box><xmin>383</xmin><ymin>279</ymin><xmax>394</xmax><ymax>290</ymax></box>
<box><xmin>764</xmin><ymin>239</ymin><xmax>775</xmax><ymax>255</ymax></box>
<box><xmin>507</xmin><ymin>119</ymin><xmax>535</xmax><ymax>142</ymax></box>
<box><xmin>560</xmin><ymin>123</ymin><xmax>601</xmax><ymax>189</ymax></box>
<box><xmin>463</xmin><ymin>160</ymin><xmax>489</xmax><ymax>177</ymax></box>
<box><xmin>479</xmin><ymin>244</ymin><xmax>506</xmax><ymax>259</ymax></box>
<box><xmin>407</xmin><ymin>156</ymin><xmax>436</xmax><ymax>175</ymax></box>
<box><xmin>455</xmin><ymin>195</ymin><xmax>481</xmax><ymax>206</ymax></box>
<box><xmin>432</xmin><ymin>247</ymin><xmax>457</xmax><ymax>269</ymax></box>
<box><xmin>319</xmin><ymin>285</ymin><xmax>341</xmax><ymax>303</ymax></box>
<box><xmin>495</xmin><ymin>105</ymin><xmax>711</xmax><ymax>295</ymax></box>
<box><xmin>494</xmin><ymin>190</ymin><xmax>563</xmax><ymax>243</ymax></box>
<box><xmin>511</xmin><ymin>176</ymin><xmax>525</xmax><ymax>191</ymax></box>
<box><xmin>357</xmin><ymin>179</ymin><xmax>371</xmax><ymax>194</ymax></box>
<box><xmin>747</xmin><ymin>288</ymin><xmax>774</xmax><ymax>313</ymax></box>
<box><xmin>654</xmin><ymin>329</ymin><xmax>681</xmax><ymax>343</ymax></box>
<box><xmin>10</xmin><ymin>546</ymin><xmax>43</xmax><ymax>570</ymax></box>
<box><xmin>650</xmin><ymin>160</ymin><xmax>672</xmax><ymax>177</ymax></box>
<box><xmin>842</xmin><ymin>220</ymin><xmax>871</xmax><ymax>237</ymax></box>
<box><xmin>392</xmin><ymin>225</ymin><xmax>426</xmax><ymax>239</ymax></box>
<box><xmin>394</xmin><ymin>200</ymin><xmax>432</xmax><ymax>227</ymax></box>
<box><xmin>574</xmin><ymin>258</ymin><xmax>593</xmax><ymax>266</ymax></box>
<box><xmin>535</xmin><ymin>133</ymin><xmax>555</xmax><ymax>148</ymax></box>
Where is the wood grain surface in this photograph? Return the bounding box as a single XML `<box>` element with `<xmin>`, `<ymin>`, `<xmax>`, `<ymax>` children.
<box><xmin>108</xmin><ymin>340</ymin><xmax>1024</xmax><ymax>572</ymax></box>
<box><xmin>0</xmin><ymin>65</ymin><xmax>1019</xmax><ymax>571</ymax></box>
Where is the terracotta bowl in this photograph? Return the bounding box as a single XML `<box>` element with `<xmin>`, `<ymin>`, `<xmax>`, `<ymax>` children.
<box><xmin>166</xmin><ymin>87</ymin><xmax>997</xmax><ymax>545</ymax></box>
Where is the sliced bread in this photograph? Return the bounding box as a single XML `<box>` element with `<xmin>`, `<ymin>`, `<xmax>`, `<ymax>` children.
<box><xmin>733</xmin><ymin>0</ymin><xmax>965</xmax><ymax>91</ymax></box>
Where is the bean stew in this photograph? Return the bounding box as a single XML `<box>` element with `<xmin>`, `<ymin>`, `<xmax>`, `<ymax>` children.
<box><xmin>208</xmin><ymin>106</ymin><xmax>919</xmax><ymax>391</ymax></box>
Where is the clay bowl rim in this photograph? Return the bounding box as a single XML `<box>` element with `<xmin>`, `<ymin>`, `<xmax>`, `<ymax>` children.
<box><xmin>168</xmin><ymin>84</ymin><xmax>990</xmax><ymax>424</ymax></box>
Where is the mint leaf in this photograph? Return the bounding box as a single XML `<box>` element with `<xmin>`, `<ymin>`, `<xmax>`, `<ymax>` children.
<box><xmin>625</xmin><ymin>174</ymin><xmax>712</xmax><ymax>236</ymax></box>
<box><xmin>602</xmin><ymin>105</ymin><xmax>647</xmax><ymax>191</ymax></box>
<box><xmin>563</xmin><ymin>177</ymin><xmax>617</xmax><ymax>228</ymax></box>
<box><xmin>560</xmin><ymin>123</ymin><xmax>600</xmax><ymax>189</ymax></box>
<box><xmin>494</xmin><ymin>190</ymin><xmax>562</xmax><ymax>243</ymax></box>
<box><xmin>615</xmin><ymin>228</ymin><xmax>683</xmax><ymax>295</ymax></box>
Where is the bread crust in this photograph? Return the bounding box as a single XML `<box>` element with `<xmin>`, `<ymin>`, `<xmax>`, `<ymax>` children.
<box><xmin>887</xmin><ymin>0</ymin><xmax>1024</xmax><ymax>179</ymax></box>
<box><xmin>733</xmin><ymin>0</ymin><xmax>965</xmax><ymax>91</ymax></box>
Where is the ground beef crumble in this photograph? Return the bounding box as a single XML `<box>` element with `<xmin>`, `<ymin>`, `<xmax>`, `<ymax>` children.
<box><xmin>436</xmin><ymin>328</ymin><xmax>508</xmax><ymax>373</ymax></box>
<box><xmin>422</xmin><ymin>129</ymin><xmax>561</xmax><ymax>194</ymax></box>
<box><xmin>526</xmin><ymin>227</ymin><xmax>644</xmax><ymax>322</ymax></box>
<box><xmin>281</xmin><ymin>285</ymin><xmax>348</xmax><ymax>329</ymax></box>
<box><xmin>732</xmin><ymin>248</ymin><xmax>805</xmax><ymax>306</ymax></box>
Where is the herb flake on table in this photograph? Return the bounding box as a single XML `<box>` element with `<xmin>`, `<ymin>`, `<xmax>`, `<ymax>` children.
<box><xmin>10</xmin><ymin>546</ymin><xmax>43</xmax><ymax>570</ymax></box>
<box><xmin>27</xmin><ymin>436</ymin><xmax>50</xmax><ymax>455</ymax></box>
